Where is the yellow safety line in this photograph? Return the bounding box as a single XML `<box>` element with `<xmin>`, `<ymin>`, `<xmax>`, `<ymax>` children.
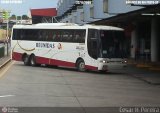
<box><xmin>0</xmin><ymin>61</ymin><xmax>15</xmax><ymax>79</ymax></box>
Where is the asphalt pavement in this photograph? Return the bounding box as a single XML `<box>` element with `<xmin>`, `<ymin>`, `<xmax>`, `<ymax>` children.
<box><xmin>117</xmin><ymin>65</ymin><xmax>160</xmax><ymax>85</ymax></box>
<box><xmin>0</xmin><ymin>56</ymin><xmax>160</xmax><ymax>85</ymax></box>
<box><xmin>0</xmin><ymin>57</ymin><xmax>160</xmax><ymax>113</ymax></box>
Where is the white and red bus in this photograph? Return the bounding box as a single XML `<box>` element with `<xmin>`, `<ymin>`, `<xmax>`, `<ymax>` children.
<box><xmin>11</xmin><ymin>23</ymin><xmax>127</xmax><ymax>72</ymax></box>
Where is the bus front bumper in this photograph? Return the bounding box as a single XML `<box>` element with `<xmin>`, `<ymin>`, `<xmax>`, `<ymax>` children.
<box><xmin>97</xmin><ymin>59</ymin><xmax>127</xmax><ymax>71</ymax></box>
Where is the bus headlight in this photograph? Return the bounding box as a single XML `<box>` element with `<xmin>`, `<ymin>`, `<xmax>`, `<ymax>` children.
<box><xmin>122</xmin><ymin>60</ymin><xmax>127</xmax><ymax>63</ymax></box>
<box><xmin>100</xmin><ymin>60</ymin><xmax>106</xmax><ymax>63</ymax></box>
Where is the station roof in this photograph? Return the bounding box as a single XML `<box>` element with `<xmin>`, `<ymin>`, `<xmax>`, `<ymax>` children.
<box><xmin>30</xmin><ymin>8</ymin><xmax>57</xmax><ymax>17</ymax></box>
<box><xmin>91</xmin><ymin>4</ymin><xmax>160</xmax><ymax>25</ymax></box>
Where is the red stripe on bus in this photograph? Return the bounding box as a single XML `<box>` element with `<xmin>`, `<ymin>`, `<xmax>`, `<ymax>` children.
<box><xmin>50</xmin><ymin>58</ymin><xmax>75</xmax><ymax>67</ymax></box>
<box><xmin>85</xmin><ymin>65</ymin><xmax>98</xmax><ymax>70</ymax></box>
<box><xmin>12</xmin><ymin>52</ymin><xmax>98</xmax><ymax>71</ymax></box>
<box><xmin>36</xmin><ymin>57</ymin><xmax>50</xmax><ymax>65</ymax></box>
<box><xmin>36</xmin><ymin>56</ymin><xmax>75</xmax><ymax>67</ymax></box>
<box><xmin>12</xmin><ymin>52</ymin><xmax>22</xmax><ymax>61</ymax></box>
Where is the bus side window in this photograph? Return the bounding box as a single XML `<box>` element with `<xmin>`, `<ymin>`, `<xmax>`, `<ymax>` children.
<box><xmin>12</xmin><ymin>29</ymin><xmax>18</xmax><ymax>40</ymax></box>
<box><xmin>66</xmin><ymin>30</ymin><xmax>71</xmax><ymax>42</ymax></box>
<box><xmin>45</xmin><ymin>31</ymin><xmax>49</xmax><ymax>41</ymax></box>
<box><xmin>52</xmin><ymin>32</ymin><xmax>56</xmax><ymax>42</ymax></box>
<box><xmin>69</xmin><ymin>30</ymin><xmax>73</xmax><ymax>42</ymax></box>
<box><xmin>54</xmin><ymin>30</ymin><xmax>59</xmax><ymax>42</ymax></box>
<box><xmin>13</xmin><ymin>29</ymin><xmax>19</xmax><ymax>40</ymax></box>
<box><xmin>73</xmin><ymin>31</ymin><xmax>80</xmax><ymax>43</ymax></box>
<box><xmin>47</xmin><ymin>30</ymin><xmax>54</xmax><ymax>41</ymax></box>
<box><xmin>61</xmin><ymin>31</ymin><xmax>67</xmax><ymax>42</ymax></box>
<box><xmin>55</xmin><ymin>30</ymin><xmax>62</xmax><ymax>42</ymax></box>
<box><xmin>79</xmin><ymin>30</ymin><xmax>86</xmax><ymax>43</ymax></box>
<box><xmin>23</xmin><ymin>29</ymin><xmax>28</xmax><ymax>40</ymax></box>
<box><xmin>30</xmin><ymin>30</ymin><xmax>37</xmax><ymax>41</ymax></box>
<box><xmin>33</xmin><ymin>30</ymin><xmax>37</xmax><ymax>41</ymax></box>
<box><xmin>59</xmin><ymin>30</ymin><xmax>63</xmax><ymax>42</ymax></box>
<box><xmin>41</xmin><ymin>30</ymin><xmax>46</xmax><ymax>41</ymax></box>
<box><xmin>75</xmin><ymin>34</ymin><xmax>80</xmax><ymax>43</ymax></box>
<box><xmin>47</xmin><ymin>30</ymin><xmax>50</xmax><ymax>41</ymax></box>
<box><xmin>20</xmin><ymin>30</ymin><xmax>25</xmax><ymax>40</ymax></box>
<box><xmin>27</xmin><ymin>30</ymin><xmax>32</xmax><ymax>40</ymax></box>
<box><xmin>38</xmin><ymin>30</ymin><xmax>43</xmax><ymax>41</ymax></box>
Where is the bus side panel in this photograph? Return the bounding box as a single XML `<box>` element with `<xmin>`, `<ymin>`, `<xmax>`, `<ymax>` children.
<box><xmin>35</xmin><ymin>56</ymin><xmax>75</xmax><ymax>67</ymax></box>
<box><xmin>49</xmin><ymin>59</ymin><xmax>75</xmax><ymax>67</ymax></box>
<box><xmin>84</xmin><ymin>53</ymin><xmax>99</xmax><ymax>71</ymax></box>
<box><xmin>85</xmin><ymin>65</ymin><xmax>98</xmax><ymax>71</ymax></box>
<box><xmin>49</xmin><ymin>43</ymin><xmax>78</xmax><ymax>68</ymax></box>
<box><xmin>11</xmin><ymin>39</ymin><xmax>23</xmax><ymax>61</ymax></box>
<box><xmin>36</xmin><ymin>56</ymin><xmax>50</xmax><ymax>65</ymax></box>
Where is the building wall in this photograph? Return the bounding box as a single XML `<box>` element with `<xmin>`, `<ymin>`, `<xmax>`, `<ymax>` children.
<box><xmin>108</xmin><ymin>0</ymin><xmax>142</xmax><ymax>14</ymax></box>
<box><xmin>57</xmin><ymin>0</ymin><xmax>142</xmax><ymax>24</ymax></box>
<box><xmin>93</xmin><ymin>0</ymin><xmax>108</xmax><ymax>18</ymax></box>
<box><xmin>83</xmin><ymin>4</ymin><xmax>97</xmax><ymax>22</ymax></box>
<box><xmin>57</xmin><ymin>0</ymin><xmax>160</xmax><ymax>62</ymax></box>
<box><xmin>76</xmin><ymin>8</ymin><xmax>84</xmax><ymax>24</ymax></box>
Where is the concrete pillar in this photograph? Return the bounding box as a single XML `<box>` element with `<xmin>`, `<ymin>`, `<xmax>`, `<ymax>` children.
<box><xmin>151</xmin><ymin>18</ymin><xmax>159</xmax><ymax>62</ymax></box>
<box><xmin>131</xmin><ymin>26</ymin><xmax>138</xmax><ymax>59</ymax></box>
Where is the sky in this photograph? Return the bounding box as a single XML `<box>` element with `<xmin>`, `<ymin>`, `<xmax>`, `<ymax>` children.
<box><xmin>0</xmin><ymin>0</ymin><xmax>59</xmax><ymax>16</ymax></box>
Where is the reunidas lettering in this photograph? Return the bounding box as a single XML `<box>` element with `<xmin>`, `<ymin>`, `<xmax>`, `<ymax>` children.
<box><xmin>36</xmin><ymin>43</ymin><xmax>55</xmax><ymax>49</ymax></box>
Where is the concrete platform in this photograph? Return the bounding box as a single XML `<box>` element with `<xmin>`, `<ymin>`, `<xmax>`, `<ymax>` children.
<box><xmin>0</xmin><ymin>56</ymin><xmax>160</xmax><ymax>85</ymax></box>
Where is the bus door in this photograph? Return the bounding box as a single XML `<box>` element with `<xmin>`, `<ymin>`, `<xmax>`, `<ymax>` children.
<box><xmin>87</xmin><ymin>29</ymin><xmax>99</xmax><ymax>67</ymax></box>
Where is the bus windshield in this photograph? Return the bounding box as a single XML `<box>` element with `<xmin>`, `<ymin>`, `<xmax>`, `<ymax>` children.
<box><xmin>100</xmin><ymin>30</ymin><xmax>127</xmax><ymax>58</ymax></box>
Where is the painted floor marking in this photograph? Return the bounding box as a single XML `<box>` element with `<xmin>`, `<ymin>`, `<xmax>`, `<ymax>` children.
<box><xmin>0</xmin><ymin>95</ymin><xmax>15</xmax><ymax>98</ymax></box>
<box><xmin>0</xmin><ymin>61</ymin><xmax>15</xmax><ymax>79</ymax></box>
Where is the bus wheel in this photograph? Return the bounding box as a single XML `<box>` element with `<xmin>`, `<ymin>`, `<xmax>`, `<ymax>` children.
<box><xmin>99</xmin><ymin>70</ymin><xmax>107</xmax><ymax>74</ymax></box>
<box><xmin>77</xmin><ymin>59</ymin><xmax>86</xmax><ymax>72</ymax></box>
<box><xmin>30</xmin><ymin>55</ymin><xmax>37</xmax><ymax>66</ymax></box>
<box><xmin>23</xmin><ymin>55</ymin><xmax>29</xmax><ymax>66</ymax></box>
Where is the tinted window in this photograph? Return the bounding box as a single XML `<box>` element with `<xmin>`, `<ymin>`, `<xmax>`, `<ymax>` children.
<box><xmin>100</xmin><ymin>30</ymin><xmax>127</xmax><ymax>58</ymax></box>
<box><xmin>12</xmin><ymin>29</ymin><xmax>86</xmax><ymax>43</ymax></box>
<box><xmin>87</xmin><ymin>29</ymin><xmax>99</xmax><ymax>59</ymax></box>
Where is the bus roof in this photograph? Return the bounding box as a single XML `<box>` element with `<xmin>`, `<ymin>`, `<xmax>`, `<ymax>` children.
<box><xmin>13</xmin><ymin>23</ymin><xmax>124</xmax><ymax>31</ymax></box>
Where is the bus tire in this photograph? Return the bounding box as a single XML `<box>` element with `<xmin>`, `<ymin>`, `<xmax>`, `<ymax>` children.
<box><xmin>30</xmin><ymin>55</ymin><xmax>37</xmax><ymax>66</ymax></box>
<box><xmin>77</xmin><ymin>59</ymin><xmax>86</xmax><ymax>72</ymax></box>
<box><xmin>99</xmin><ymin>70</ymin><xmax>107</xmax><ymax>74</ymax></box>
<box><xmin>22</xmin><ymin>54</ymin><xmax>29</xmax><ymax>66</ymax></box>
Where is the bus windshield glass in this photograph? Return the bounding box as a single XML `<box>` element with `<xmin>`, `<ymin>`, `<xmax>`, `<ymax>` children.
<box><xmin>100</xmin><ymin>30</ymin><xmax>127</xmax><ymax>58</ymax></box>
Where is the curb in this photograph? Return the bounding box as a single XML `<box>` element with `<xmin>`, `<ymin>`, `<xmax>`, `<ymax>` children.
<box><xmin>149</xmin><ymin>67</ymin><xmax>160</xmax><ymax>71</ymax></box>
<box><xmin>0</xmin><ymin>58</ymin><xmax>11</xmax><ymax>69</ymax></box>
<box><xmin>136</xmin><ymin>64</ymin><xmax>152</xmax><ymax>68</ymax></box>
<box><xmin>135</xmin><ymin>64</ymin><xmax>160</xmax><ymax>72</ymax></box>
<box><xmin>131</xmin><ymin>74</ymin><xmax>160</xmax><ymax>85</ymax></box>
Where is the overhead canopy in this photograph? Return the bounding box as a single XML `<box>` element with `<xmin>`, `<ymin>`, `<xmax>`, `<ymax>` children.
<box><xmin>31</xmin><ymin>8</ymin><xmax>57</xmax><ymax>17</ymax></box>
<box><xmin>91</xmin><ymin>4</ymin><xmax>160</xmax><ymax>25</ymax></box>
<box><xmin>30</xmin><ymin>8</ymin><xmax>57</xmax><ymax>24</ymax></box>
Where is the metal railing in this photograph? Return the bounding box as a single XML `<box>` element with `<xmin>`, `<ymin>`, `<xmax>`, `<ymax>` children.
<box><xmin>0</xmin><ymin>42</ymin><xmax>10</xmax><ymax>58</ymax></box>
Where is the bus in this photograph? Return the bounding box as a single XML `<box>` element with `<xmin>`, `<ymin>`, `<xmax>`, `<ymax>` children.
<box><xmin>11</xmin><ymin>23</ymin><xmax>127</xmax><ymax>72</ymax></box>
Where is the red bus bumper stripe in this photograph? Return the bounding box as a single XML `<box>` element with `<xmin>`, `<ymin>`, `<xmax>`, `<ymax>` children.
<box><xmin>12</xmin><ymin>52</ymin><xmax>98</xmax><ymax>71</ymax></box>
